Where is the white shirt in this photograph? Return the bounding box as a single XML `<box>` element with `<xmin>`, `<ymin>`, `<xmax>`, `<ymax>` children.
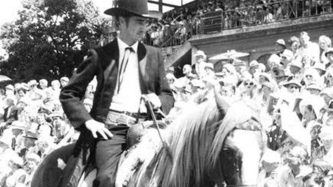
<box><xmin>110</xmin><ymin>38</ymin><xmax>142</xmax><ymax>113</ymax></box>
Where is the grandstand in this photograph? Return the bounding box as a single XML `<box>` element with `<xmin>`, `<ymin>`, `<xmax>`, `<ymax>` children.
<box><xmin>106</xmin><ymin>0</ymin><xmax>333</xmax><ymax>77</ymax></box>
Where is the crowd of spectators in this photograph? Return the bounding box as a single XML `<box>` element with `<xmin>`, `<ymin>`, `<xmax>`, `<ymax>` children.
<box><xmin>143</xmin><ymin>0</ymin><xmax>333</xmax><ymax>47</ymax></box>
<box><xmin>0</xmin><ymin>76</ymin><xmax>97</xmax><ymax>187</ymax></box>
<box><xmin>165</xmin><ymin>31</ymin><xmax>333</xmax><ymax>186</ymax></box>
<box><xmin>0</xmin><ymin>30</ymin><xmax>333</xmax><ymax>186</ymax></box>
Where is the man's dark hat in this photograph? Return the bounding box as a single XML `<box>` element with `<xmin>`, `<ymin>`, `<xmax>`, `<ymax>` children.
<box><xmin>104</xmin><ymin>0</ymin><xmax>150</xmax><ymax>18</ymax></box>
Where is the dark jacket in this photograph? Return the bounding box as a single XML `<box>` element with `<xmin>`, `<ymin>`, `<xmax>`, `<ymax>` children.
<box><xmin>60</xmin><ymin>40</ymin><xmax>174</xmax><ymax>152</ymax></box>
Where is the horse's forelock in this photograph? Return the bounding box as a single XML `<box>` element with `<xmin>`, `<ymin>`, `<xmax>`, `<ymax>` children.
<box><xmin>210</xmin><ymin>102</ymin><xmax>258</xmax><ymax>166</ymax></box>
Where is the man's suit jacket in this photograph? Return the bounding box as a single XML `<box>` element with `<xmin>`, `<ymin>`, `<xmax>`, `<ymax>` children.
<box><xmin>3</xmin><ymin>106</ymin><xmax>18</xmax><ymax>124</ymax></box>
<box><xmin>60</xmin><ymin>39</ymin><xmax>174</xmax><ymax>130</ymax></box>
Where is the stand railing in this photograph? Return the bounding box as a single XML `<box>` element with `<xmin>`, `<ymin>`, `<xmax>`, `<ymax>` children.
<box><xmin>142</xmin><ymin>0</ymin><xmax>333</xmax><ymax>47</ymax></box>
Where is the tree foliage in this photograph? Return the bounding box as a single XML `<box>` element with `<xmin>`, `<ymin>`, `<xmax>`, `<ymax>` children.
<box><xmin>0</xmin><ymin>0</ymin><xmax>112</xmax><ymax>82</ymax></box>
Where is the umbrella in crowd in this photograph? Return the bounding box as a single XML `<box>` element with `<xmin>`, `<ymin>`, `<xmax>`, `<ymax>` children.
<box><xmin>209</xmin><ymin>49</ymin><xmax>250</xmax><ymax>61</ymax></box>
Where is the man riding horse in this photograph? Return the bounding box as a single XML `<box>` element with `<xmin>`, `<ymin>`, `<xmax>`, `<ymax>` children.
<box><xmin>59</xmin><ymin>0</ymin><xmax>174</xmax><ymax>186</ymax></box>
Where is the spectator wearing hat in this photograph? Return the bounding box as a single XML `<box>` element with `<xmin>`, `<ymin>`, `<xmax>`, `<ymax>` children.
<box><xmin>194</xmin><ymin>50</ymin><xmax>208</xmax><ymax>79</ymax></box>
<box><xmin>289</xmin><ymin>36</ymin><xmax>301</xmax><ymax>56</ymax></box>
<box><xmin>325</xmin><ymin>48</ymin><xmax>333</xmax><ymax>69</ymax></box>
<box><xmin>318</xmin><ymin>35</ymin><xmax>332</xmax><ymax>65</ymax></box>
<box><xmin>249</xmin><ymin>60</ymin><xmax>260</xmax><ymax>77</ymax></box>
<box><xmin>280</xmin><ymin>49</ymin><xmax>294</xmax><ymax>69</ymax></box>
<box><xmin>5</xmin><ymin>84</ymin><xmax>15</xmax><ymax>99</ymax></box>
<box><xmin>282</xmin><ymin>79</ymin><xmax>302</xmax><ymax>95</ymax></box>
<box><xmin>288</xmin><ymin>60</ymin><xmax>303</xmax><ymax>81</ymax></box>
<box><xmin>59</xmin><ymin>77</ymin><xmax>69</xmax><ymax>89</ymax></box>
<box><xmin>203</xmin><ymin>63</ymin><xmax>215</xmax><ymax>79</ymax></box>
<box><xmin>313</xmin><ymin>62</ymin><xmax>326</xmax><ymax>76</ymax></box>
<box><xmin>305</xmin><ymin>83</ymin><xmax>322</xmax><ymax>96</ymax></box>
<box><xmin>275</xmin><ymin>39</ymin><xmax>287</xmax><ymax>56</ymax></box>
<box><xmin>296</xmin><ymin>31</ymin><xmax>320</xmax><ymax>65</ymax></box>
<box><xmin>177</xmin><ymin>64</ymin><xmax>195</xmax><ymax>90</ymax></box>
<box><xmin>303</xmin><ymin>68</ymin><xmax>323</xmax><ymax>87</ymax></box>
<box><xmin>27</xmin><ymin>80</ymin><xmax>43</xmax><ymax>102</ymax></box>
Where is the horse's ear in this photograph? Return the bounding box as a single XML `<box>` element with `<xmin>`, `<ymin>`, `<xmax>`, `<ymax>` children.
<box><xmin>214</xmin><ymin>89</ymin><xmax>229</xmax><ymax>116</ymax></box>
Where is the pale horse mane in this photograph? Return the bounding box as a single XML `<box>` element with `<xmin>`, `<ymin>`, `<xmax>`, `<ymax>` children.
<box><xmin>129</xmin><ymin>95</ymin><xmax>227</xmax><ymax>187</ymax></box>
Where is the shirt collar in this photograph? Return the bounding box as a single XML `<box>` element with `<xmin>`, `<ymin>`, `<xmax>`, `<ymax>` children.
<box><xmin>117</xmin><ymin>37</ymin><xmax>138</xmax><ymax>53</ymax></box>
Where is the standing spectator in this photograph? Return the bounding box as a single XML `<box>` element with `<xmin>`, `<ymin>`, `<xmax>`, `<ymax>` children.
<box><xmin>275</xmin><ymin>39</ymin><xmax>287</xmax><ymax>56</ymax></box>
<box><xmin>59</xmin><ymin>77</ymin><xmax>69</xmax><ymax>89</ymax></box>
<box><xmin>318</xmin><ymin>35</ymin><xmax>332</xmax><ymax>65</ymax></box>
<box><xmin>194</xmin><ymin>50</ymin><xmax>208</xmax><ymax>79</ymax></box>
<box><xmin>296</xmin><ymin>31</ymin><xmax>321</xmax><ymax>64</ymax></box>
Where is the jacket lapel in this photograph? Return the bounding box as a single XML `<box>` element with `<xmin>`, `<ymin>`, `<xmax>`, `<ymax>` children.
<box><xmin>137</xmin><ymin>42</ymin><xmax>148</xmax><ymax>93</ymax></box>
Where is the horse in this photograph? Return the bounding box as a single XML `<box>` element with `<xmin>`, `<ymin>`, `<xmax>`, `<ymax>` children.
<box><xmin>31</xmin><ymin>90</ymin><xmax>266</xmax><ymax>187</ymax></box>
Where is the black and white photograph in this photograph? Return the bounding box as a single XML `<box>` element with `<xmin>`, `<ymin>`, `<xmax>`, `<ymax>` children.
<box><xmin>0</xmin><ymin>0</ymin><xmax>333</xmax><ymax>186</ymax></box>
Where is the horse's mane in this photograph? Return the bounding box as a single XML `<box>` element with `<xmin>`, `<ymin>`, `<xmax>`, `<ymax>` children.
<box><xmin>136</xmin><ymin>95</ymin><xmax>225</xmax><ymax>187</ymax></box>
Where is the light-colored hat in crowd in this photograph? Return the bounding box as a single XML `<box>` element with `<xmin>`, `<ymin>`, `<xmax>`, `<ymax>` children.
<box><xmin>28</xmin><ymin>80</ymin><xmax>38</xmax><ymax>87</ymax></box>
<box><xmin>10</xmin><ymin>121</ymin><xmax>26</xmax><ymax>130</ymax></box>
<box><xmin>306</xmin><ymin>83</ymin><xmax>322</xmax><ymax>92</ymax></box>
<box><xmin>249</xmin><ymin>60</ymin><xmax>259</xmax><ymax>68</ymax></box>
<box><xmin>325</xmin><ymin>48</ymin><xmax>333</xmax><ymax>57</ymax></box>
<box><xmin>25</xmin><ymin>153</ymin><xmax>41</xmax><ymax>164</ymax></box>
<box><xmin>281</xmin><ymin>49</ymin><xmax>293</xmax><ymax>60</ymax></box>
<box><xmin>5</xmin><ymin>84</ymin><xmax>14</xmax><ymax>91</ymax></box>
<box><xmin>268</xmin><ymin>54</ymin><xmax>281</xmax><ymax>67</ymax></box>
<box><xmin>204</xmin><ymin>63</ymin><xmax>214</xmax><ymax>70</ymax></box>
<box><xmin>166</xmin><ymin>73</ymin><xmax>176</xmax><ymax>82</ymax></box>
<box><xmin>194</xmin><ymin>50</ymin><xmax>207</xmax><ymax>59</ymax></box>
<box><xmin>60</xmin><ymin>76</ymin><xmax>69</xmax><ymax>82</ymax></box>
<box><xmin>18</xmin><ymin>83</ymin><xmax>29</xmax><ymax>91</ymax></box>
<box><xmin>282</xmin><ymin>79</ymin><xmax>302</xmax><ymax>88</ymax></box>
<box><xmin>320</xmin><ymin>87</ymin><xmax>333</xmax><ymax>98</ymax></box>
<box><xmin>276</xmin><ymin>39</ymin><xmax>286</xmax><ymax>46</ymax></box>
<box><xmin>262</xmin><ymin>81</ymin><xmax>275</xmax><ymax>91</ymax></box>
<box><xmin>289</xmin><ymin>60</ymin><xmax>303</xmax><ymax>69</ymax></box>
<box><xmin>313</xmin><ymin>62</ymin><xmax>326</xmax><ymax>75</ymax></box>
<box><xmin>223</xmin><ymin>63</ymin><xmax>237</xmax><ymax>75</ymax></box>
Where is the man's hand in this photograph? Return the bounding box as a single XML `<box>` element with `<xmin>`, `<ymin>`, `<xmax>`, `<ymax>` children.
<box><xmin>143</xmin><ymin>93</ymin><xmax>161</xmax><ymax>109</ymax></box>
<box><xmin>85</xmin><ymin>119</ymin><xmax>113</xmax><ymax>140</ymax></box>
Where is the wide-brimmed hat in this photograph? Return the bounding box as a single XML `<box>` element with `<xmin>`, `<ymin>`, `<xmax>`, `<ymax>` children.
<box><xmin>282</xmin><ymin>79</ymin><xmax>301</xmax><ymax>88</ymax></box>
<box><xmin>194</xmin><ymin>50</ymin><xmax>207</xmax><ymax>59</ymax></box>
<box><xmin>281</xmin><ymin>49</ymin><xmax>293</xmax><ymax>60</ymax></box>
<box><xmin>306</xmin><ymin>83</ymin><xmax>322</xmax><ymax>92</ymax></box>
<box><xmin>10</xmin><ymin>121</ymin><xmax>26</xmax><ymax>130</ymax></box>
<box><xmin>104</xmin><ymin>0</ymin><xmax>150</xmax><ymax>18</ymax></box>
<box><xmin>276</xmin><ymin>39</ymin><xmax>286</xmax><ymax>46</ymax></box>
<box><xmin>289</xmin><ymin>60</ymin><xmax>303</xmax><ymax>69</ymax></box>
<box><xmin>249</xmin><ymin>60</ymin><xmax>259</xmax><ymax>68</ymax></box>
<box><xmin>204</xmin><ymin>63</ymin><xmax>214</xmax><ymax>70</ymax></box>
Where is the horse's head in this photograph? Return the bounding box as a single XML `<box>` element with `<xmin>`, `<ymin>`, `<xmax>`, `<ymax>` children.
<box><xmin>210</xmin><ymin>101</ymin><xmax>266</xmax><ymax>186</ymax></box>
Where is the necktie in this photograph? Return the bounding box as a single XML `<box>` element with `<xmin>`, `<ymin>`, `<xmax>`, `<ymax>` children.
<box><xmin>116</xmin><ymin>47</ymin><xmax>134</xmax><ymax>94</ymax></box>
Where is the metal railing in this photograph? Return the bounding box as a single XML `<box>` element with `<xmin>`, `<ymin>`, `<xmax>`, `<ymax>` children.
<box><xmin>201</xmin><ymin>0</ymin><xmax>333</xmax><ymax>34</ymax></box>
<box><xmin>142</xmin><ymin>0</ymin><xmax>333</xmax><ymax>47</ymax></box>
